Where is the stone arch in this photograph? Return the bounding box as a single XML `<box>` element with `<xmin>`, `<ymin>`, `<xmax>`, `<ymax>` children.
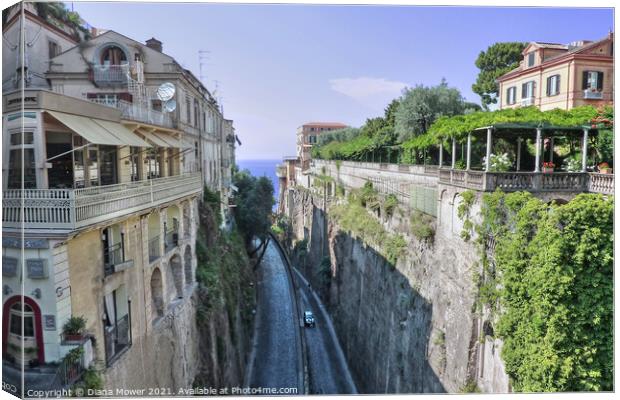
<box><xmin>150</xmin><ymin>268</ymin><xmax>164</xmax><ymax>321</ymax></box>
<box><xmin>438</xmin><ymin>189</ymin><xmax>449</xmax><ymax>226</ymax></box>
<box><xmin>184</xmin><ymin>245</ymin><xmax>193</xmax><ymax>285</ymax></box>
<box><xmin>170</xmin><ymin>253</ymin><xmax>184</xmax><ymax>299</ymax></box>
<box><xmin>451</xmin><ymin>192</ymin><xmax>464</xmax><ymax>236</ymax></box>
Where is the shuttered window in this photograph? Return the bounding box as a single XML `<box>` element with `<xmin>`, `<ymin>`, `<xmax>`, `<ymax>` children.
<box><xmin>582</xmin><ymin>71</ymin><xmax>604</xmax><ymax>91</ymax></box>
<box><xmin>546</xmin><ymin>75</ymin><xmax>560</xmax><ymax>96</ymax></box>
<box><xmin>521</xmin><ymin>81</ymin><xmax>535</xmax><ymax>99</ymax></box>
<box><xmin>506</xmin><ymin>87</ymin><xmax>516</xmax><ymax>105</ymax></box>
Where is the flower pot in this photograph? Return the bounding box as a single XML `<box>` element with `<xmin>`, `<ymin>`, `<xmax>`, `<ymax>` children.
<box><xmin>600</xmin><ymin>168</ymin><xmax>613</xmax><ymax>174</ymax></box>
<box><xmin>64</xmin><ymin>334</ymin><xmax>84</xmax><ymax>342</ymax></box>
<box><xmin>542</xmin><ymin>167</ymin><xmax>554</xmax><ymax>173</ymax></box>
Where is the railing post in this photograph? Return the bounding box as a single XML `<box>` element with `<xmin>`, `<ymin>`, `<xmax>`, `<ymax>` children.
<box><xmin>69</xmin><ymin>190</ymin><xmax>76</xmax><ymax>229</ymax></box>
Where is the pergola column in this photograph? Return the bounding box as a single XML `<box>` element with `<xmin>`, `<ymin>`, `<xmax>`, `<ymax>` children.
<box><xmin>485</xmin><ymin>127</ymin><xmax>493</xmax><ymax>172</ymax></box>
<box><xmin>438</xmin><ymin>143</ymin><xmax>443</xmax><ymax>167</ymax></box>
<box><xmin>549</xmin><ymin>137</ymin><xmax>554</xmax><ymax>164</ymax></box>
<box><xmin>466</xmin><ymin>133</ymin><xmax>472</xmax><ymax>170</ymax></box>
<box><xmin>451</xmin><ymin>138</ymin><xmax>456</xmax><ymax>169</ymax></box>
<box><xmin>516</xmin><ymin>137</ymin><xmax>522</xmax><ymax>171</ymax></box>
<box><xmin>534</xmin><ymin>128</ymin><xmax>542</xmax><ymax>172</ymax></box>
<box><xmin>582</xmin><ymin>128</ymin><xmax>589</xmax><ymax>172</ymax></box>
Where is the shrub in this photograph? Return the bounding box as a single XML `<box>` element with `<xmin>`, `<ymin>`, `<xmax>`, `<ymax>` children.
<box><xmin>62</xmin><ymin>316</ymin><xmax>86</xmax><ymax>335</ymax></box>
<box><xmin>384</xmin><ymin>194</ymin><xmax>399</xmax><ymax>217</ymax></box>
<box><xmin>410</xmin><ymin>210</ymin><xmax>434</xmax><ymax>241</ymax></box>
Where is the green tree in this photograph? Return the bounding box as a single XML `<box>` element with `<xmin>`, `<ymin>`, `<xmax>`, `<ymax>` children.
<box><xmin>394</xmin><ymin>79</ymin><xmax>465</xmax><ymax>142</ymax></box>
<box><xmin>232</xmin><ymin>170</ymin><xmax>274</xmax><ymax>251</ymax></box>
<box><xmin>472</xmin><ymin>42</ymin><xmax>527</xmax><ymax>108</ymax></box>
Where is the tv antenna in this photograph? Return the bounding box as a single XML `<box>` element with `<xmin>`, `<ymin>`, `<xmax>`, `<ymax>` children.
<box><xmin>198</xmin><ymin>50</ymin><xmax>211</xmax><ymax>84</ymax></box>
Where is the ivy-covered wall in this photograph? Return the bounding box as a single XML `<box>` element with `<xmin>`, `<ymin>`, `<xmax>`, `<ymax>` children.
<box><xmin>476</xmin><ymin>191</ymin><xmax>613</xmax><ymax>392</ymax></box>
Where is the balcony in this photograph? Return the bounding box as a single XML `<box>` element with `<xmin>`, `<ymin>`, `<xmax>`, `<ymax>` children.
<box><xmin>164</xmin><ymin>227</ymin><xmax>179</xmax><ymax>253</ymax></box>
<box><xmin>521</xmin><ymin>97</ymin><xmax>535</xmax><ymax>106</ymax></box>
<box><xmin>104</xmin><ymin>314</ymin><xmax>131</xmax><ymax>367</ymax></box>
<box><xmin>2</xmin><ymin>173</ymin><xmax>202</xmax><ymax>232</ymax></box>
<box><xmin>103</xmin><ymin>242</ymin><xmax>133</xmax><ymax>277</ymax></box>
<box><xmin>91</xmin><ymin>65</ymin><xmax>128</xmax><ymax>87</ymax></box>
<box><xmin>583</xmin><ymin>89</ymin><xmax>603</xmax><ymax>100</ymax></box>
<box><xmin>87</xmin><ymin>98</ymin><xmax>175</xmax><ymax>129</ymax></box>
<box><xmin>438</xmin><ymin>169</ymin><xmax>614</xmax><ymax>195</ymax></box>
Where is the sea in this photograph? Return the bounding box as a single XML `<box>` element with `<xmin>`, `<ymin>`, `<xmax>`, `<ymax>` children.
<box><xmin>236</xmin><ymin>159</ymin><xmax>280</xmax><ymax>210</ymax></box>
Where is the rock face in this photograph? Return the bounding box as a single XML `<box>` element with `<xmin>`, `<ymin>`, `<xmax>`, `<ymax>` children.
<box><xmin>286</xmin><ymin>187</ymin><xmax>508</xmax><ymax>394</ymax></box>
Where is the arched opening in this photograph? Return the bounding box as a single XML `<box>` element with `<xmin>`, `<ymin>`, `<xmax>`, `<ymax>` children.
<box><xmin>170</xmin><ymin>254</ymin><xmax>184</xmax><ymax>299</ymax></box>
<box><xmin>2</xmin><ymin>296</ymin><xmax>44</xmax><ymax>365</ymax></box>
<box><xmin>184</xmin><ymin>246</ymin><xmax>193</xmax><ymax>285</ymax></box>
<box><xmin>150</xmin><ymin>268</ymin><xmax>164</xmax><ymax>321</ymax></box>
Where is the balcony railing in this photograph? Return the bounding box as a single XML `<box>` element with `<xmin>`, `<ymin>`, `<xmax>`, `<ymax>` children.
<box><xmin>104</xmin><ymin>314</ymin><xmax>131</xmax><ymax>367</ymax></box>
<box><xmin>3</xmin><ymin>173</ymin><xmax>202</xmax><ymax>231</ymax></box>
<box><xmin>103</xmin><ymin>242</ymin><xmax>133</xmax><ymax>277</ymax></box>
<box><xmin>583</xmin><ymin>89</ymin><xmax>603</xmax><ymax>100</ymax></box>
<box><xmin>164</xmin><ymin>228</ymin><xmax>179</xmax><ymax>253</ymax></box>
<box><xmin>86</xmin><ymin>98</ymin><xmax>175</xmax><ymax>129</ymax></box>
<box><xmin>438</xmin><ymin>169</ymin><xmax>613</xmax><ymax>194</ymax></box>
<box><xmin>91</xmin><ymin>64</ymin><xmax>128</xmax><ymax>86</ymax></box>
<box><xmin>148</xmin><ymin>235</ymin><xmax>161</xmax><ymax>263</ymax></box>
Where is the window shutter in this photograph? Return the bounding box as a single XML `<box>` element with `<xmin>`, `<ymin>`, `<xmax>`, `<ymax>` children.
<box><xmin>556</xmin><ymin>76</ymin><xmax>560</xmax><ymax>94</ymax></box>
<box><xmin>522</xmin><ymin>83</ymin><xmax>527</xmax><ymax>98</ymax></box>
<box><xmin>546</xmin><ymin>77</ymin><xmax>551</xmax><ymax>96</ymax></box>
<box><xmin>506</xmin><ymin>88</ymin><xmax>510</xmax><ymax>104</ymax></box>
<box><xmin>582</xmin><ymin>71</ymin><xmax>589</xmax><ymax>90</ymax></box>
<box><xmin>597</xmin><ymin>72</ymin><xmax>604</xmax><ymax>91</ymax></box>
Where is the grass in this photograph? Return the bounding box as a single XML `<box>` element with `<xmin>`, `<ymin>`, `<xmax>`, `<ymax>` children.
<box><xmin>410</xmin><ymin>210</ymin><xmax>435</xmax><ymax>241</ymax></box>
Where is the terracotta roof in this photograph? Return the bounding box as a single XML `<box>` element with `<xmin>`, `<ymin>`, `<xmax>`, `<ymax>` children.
<box><xmin>302</xmin><ymin>122</ymin><xmax>347</xmax><ymax>128</ymax></box>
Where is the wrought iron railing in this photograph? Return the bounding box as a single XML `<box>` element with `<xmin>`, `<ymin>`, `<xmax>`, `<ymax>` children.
<box><xmin>164</xmin><ymin>228</ymin><xmax>179</xmax><ymax>253</ymax></box>
<box><xmin>103</xmin><ymin>242</ymin><xmax>124</xmax><ymax>276</ymax></box>
<box><xmin>3</xmin><ymin>173</ymin><xmax>201</xmax><ymax>231</ymax></box>
<box><xmin>104</xmin><ymin>314</ymin><xmax>131</xmax><ymax>367</ymax></box>
<box><xmin>91</xmin><ymin>64</ymin><xmax>128</xmax><ymax>86</ymax></box>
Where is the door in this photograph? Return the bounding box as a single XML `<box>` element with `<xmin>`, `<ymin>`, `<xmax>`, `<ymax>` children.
<box><xmin>99</xmin><ymin>145</ymin><xmax>118</xmax><ymax>186</ymax></box>
<box><xmin>2</xmin><ymin>296</ymin><xmax>44</xmax><ymax>366</ymax></box>
<box><xmin>46</xmin><ymin>132</ymin><xmax>73</xmax><ymax>189</ymax></box>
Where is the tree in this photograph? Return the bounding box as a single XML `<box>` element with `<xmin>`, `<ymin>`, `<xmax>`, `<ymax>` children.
<box><xmin>472</xmin><ymin>42</ymin><xmax>527</xmax><ymax>108</ymax></box>
<box><xmin>232</xmin><ymin>170</ymin><xmax>274</xmax><ymax>253</ymax></box>
<box><xmin>394</xmin><ymin>79</ymin><xmax>465</xmax><ymax>142</ymax></box>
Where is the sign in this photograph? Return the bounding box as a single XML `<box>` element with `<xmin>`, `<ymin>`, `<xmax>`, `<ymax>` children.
<box><xmin>26</xmin><ymin>259</ymin><xmax>48</xmax><ymax>279</ymax></box>
<box><xmin>43</xmin><ymin>315</ymin><xmax>56</xmax><ymax>331</ymax></box>
<box><xmin>2</xmin><ymin>257</ymin><xmax>18</xmax><ymax>277</ymax></box>
<box><xmin>3</xmin><ymin>238</ymin><xmax>49</xmax><ymax>249</ymax></box>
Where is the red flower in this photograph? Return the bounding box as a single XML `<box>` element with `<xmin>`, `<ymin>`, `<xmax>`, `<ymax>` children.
<box><xmin>543</xmin><ymin>162</ymin><xmax>555</xmax><ymax>168</ymax></box>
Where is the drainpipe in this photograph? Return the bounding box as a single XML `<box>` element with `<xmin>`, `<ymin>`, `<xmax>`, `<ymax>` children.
<box><xmin>581</xmin><ymin>128</ymin><xmax>589</xmax><ymax>172</ymax></box>
<box><xmin>534</xmin><ymin>128</ymin><xmax>542</xmax><ymax>172</ymax></box>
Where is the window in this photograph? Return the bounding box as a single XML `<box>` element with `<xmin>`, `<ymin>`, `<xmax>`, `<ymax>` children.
<box><xmin>194</xmin><ymin>99</ymin><xmax>199</xmax><ymax>128</ymax></box>
<box><xmin>583</xmin><ymin>71</ymin><xmax>604</xmax><ymax>91</ymax></box>
<box><xmin>521</xmin><ymin>81</ymin><xmax>536</xmax><ymax>99</ymax></box>
<box><xmin>48</xmin><ymin>40</ymin><xmax>61</xmax><ymax>59</ymax></box>
<box><xmin>100</xmin><ymin>45</ymin><xmax>127</xmax><ymax>66</ymax></box>
<box><xmin>103</xmin><ymin>286</ymin><xmax>131</xmax><ymax>365</ymax></box>
<box><xmin>506</xmin><ymin>86</ymin><xmax>517</xmax><ymax>105</ymax></box>
<box><xmin>9</xmin><ymin>303</ymin><xmax>34</xmax><ymax>337</ymax></box>
<box><xmin>546</xmin><ymin>75</ymin><xmax>561</xmax><ymax>96</ymax></box>
<box><xmin>185</xmin><ymin>96</ymin><xmax>191</xmax><ymax>123</ymax></box>
<box><xmin>7</xmin><ymin>130</ymin><xmax>36</xmax><ymax>189</ymax></box>
<box><xmin>194</xmin><ymin>141</ymin><xmax>198</xmax><ymax>158</ymax></box>
<box><xmin>527</xmin><ymin>52</ymin><xmax>535</xmax><ymax>67</ymax></box>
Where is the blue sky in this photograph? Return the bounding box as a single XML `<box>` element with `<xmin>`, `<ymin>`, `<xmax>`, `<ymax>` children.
<box><xmin>72</xmin><ymin>2</ymin><xmax>613</xmax><ymax>159</ymax></box>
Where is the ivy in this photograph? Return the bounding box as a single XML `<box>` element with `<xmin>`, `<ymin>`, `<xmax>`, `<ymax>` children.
<box><xmin>476</xmin><ymin>192</ymin><xmax>613</xmax><ymax>392</ymax></box>
<box><xmin>457</xmin><ymin>190</ymin><xmax>476</xmax><ymax>241</ymax></box>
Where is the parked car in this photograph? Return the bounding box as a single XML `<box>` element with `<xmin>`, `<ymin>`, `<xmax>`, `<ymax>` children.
<box><xmin>304</xmin><ymin>311</ymin><xmax>315</xmax><ymax>327</ymax></box>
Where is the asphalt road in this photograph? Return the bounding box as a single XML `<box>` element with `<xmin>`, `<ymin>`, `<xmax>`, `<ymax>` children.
<box><xmin>245</xmin><ymin>239</ymin><xmax>303</xmax><ymax>394</ymax></box>
<box><xmin>293</xmin><ymin>268</ymin><xmax>358</xmax><ymax>395</ymax></box>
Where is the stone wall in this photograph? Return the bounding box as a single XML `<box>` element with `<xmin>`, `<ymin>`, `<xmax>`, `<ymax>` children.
<box><xmin>285</xmin><ymin>182</ymin><xmax>510</xmax><ymax>393</ymax></box>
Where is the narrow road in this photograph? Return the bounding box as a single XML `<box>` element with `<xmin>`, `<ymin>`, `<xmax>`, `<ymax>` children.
<box><xmin>293</xmin><ymin>268</ymin><xmax>358</xmax><ymax>395</ymax></box>
<box><xmin>245</xmin><ymin>239</ymin><xmax>304</xmax><ymax>394</ymax></box>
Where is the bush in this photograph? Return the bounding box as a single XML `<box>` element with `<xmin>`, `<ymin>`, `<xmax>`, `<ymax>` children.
<box><xmin>384</xmin><ymin>194</ymin><xmax>399</xmax><ymax>217</ymax></box>
<box><xmin>62</xmin><ymin>316</ymin><xmax>86</xmax><ymax>335</ymax></box>
<box><xmin>410</xmin><ymin>211</ymin><xmax>434</xmax><ymax>240</ymax></box>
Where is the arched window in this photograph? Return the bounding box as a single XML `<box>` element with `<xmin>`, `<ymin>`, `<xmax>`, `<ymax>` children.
<box><xmin>100</xmin><ymin>45</ymin><xmax>127</xmax><ymax>66</ymax></box>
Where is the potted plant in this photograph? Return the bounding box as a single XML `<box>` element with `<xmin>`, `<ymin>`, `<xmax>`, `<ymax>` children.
<box><xmin>598</xmin><ymin>162</ymin><xmax>613</xmax><ymax>174</ymax></box>
<box><xmin>542</xmin><ymin>162</ymin><xmax>555</xmax><ymax>173</ymax></box>
<box><xmin>63</xmin><ymin>316</ymin><xmax>87</xmax><ymax>342</ymax></box>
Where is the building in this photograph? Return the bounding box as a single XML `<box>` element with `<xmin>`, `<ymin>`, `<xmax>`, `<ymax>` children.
<box><xmin>296</xmin><ymin>122</ymin><xmax>347</xmax><ymax>171</ymax></box>
<box><xmin>497</xmin><ymin>32</ymin><xmax>614</xmax><ymax>111</ymax></box>
<box><xmin>2</xmin><ymin>3</ymin><xmax>233</xmax><ymax>392</ymax></box>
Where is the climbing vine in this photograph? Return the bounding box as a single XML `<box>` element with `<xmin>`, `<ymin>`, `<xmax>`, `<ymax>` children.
<box><xmin>475</xmin><ymin>191</ymin><xmax>613</xmax><ymax>392</ymax></box>
<box><xmin>457</xmin><ymin>190</ymin><xmax>476</xmax><ymax>241</ymax></box>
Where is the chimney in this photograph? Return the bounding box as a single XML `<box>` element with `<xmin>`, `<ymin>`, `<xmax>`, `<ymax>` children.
<box><xmin>145</xmin><ymin>37</ymin><xmax>162</xmax><ymax>53</ymax></box>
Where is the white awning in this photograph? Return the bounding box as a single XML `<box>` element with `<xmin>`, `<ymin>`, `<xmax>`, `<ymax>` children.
<box><xmin>46</xmin><ymin>111</ymin><xmax>125</xmax><ymax>146</ymax></box>
<box><xmin>137</xmin><ymin>129</ymin><xmax>173</xmax><ymax>147</ymax></box>
<box><xmin>93</xmin><ymin>119</ymin><xmax>151</xmax><ymax>147</ymax></box>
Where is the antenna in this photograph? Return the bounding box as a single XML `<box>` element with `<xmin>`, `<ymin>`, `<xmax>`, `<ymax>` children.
<box><xmin>198</xmin><ymin>50</ymin><xmax>210</xmax><ymax>84</ymax></box>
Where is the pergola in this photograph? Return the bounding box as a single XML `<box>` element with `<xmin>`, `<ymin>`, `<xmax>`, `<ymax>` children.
<box><xmin>438</xmin><ymin>123</ymin><xmax>596</xmax><ymax>173</ymax></box>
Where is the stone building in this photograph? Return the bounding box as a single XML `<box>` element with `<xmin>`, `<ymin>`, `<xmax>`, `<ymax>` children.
<box><xmin>296</xmin><ymin>122</ymin><xmax>347</xmax><ymax>171</ymax></box>
<box><xmin>497</xmin><ymin>32</ymin><xmax>614</xmax><ymax>111</ymax></box>
<box><xmin>2</xmin><ymin>3</ymin><xmax>234</xmax><ymax>393</ymax></box>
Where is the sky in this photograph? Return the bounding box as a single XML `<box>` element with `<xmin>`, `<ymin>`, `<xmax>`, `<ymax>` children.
<box><xmin>70</xmin><ymin>2</ymin><xmax>614</xmax><ymax>160</ymax></box>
